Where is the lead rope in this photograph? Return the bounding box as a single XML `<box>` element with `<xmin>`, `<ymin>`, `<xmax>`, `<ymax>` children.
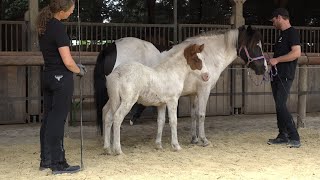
<box><xmin>77</xmin><ymin>0</ymin><xmax>84</xmax><ymax>170</ymax></box>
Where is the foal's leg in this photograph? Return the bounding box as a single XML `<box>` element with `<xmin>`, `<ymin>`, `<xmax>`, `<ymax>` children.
<box><xmin>167</xmin><ymin>100</ymin><xmax>181</xmax><ymax>151</ymax></box>
<box><xmin>102</xmin><ymin>101</ymin><xmax>113</xmax><ymax>155</ymax></box>
<box><xmin>190</xmin><ymin>95</ymin><xmax>199</xmax><ymax>144</ymax></box>
<box><xmin>113</xmin><ymin>102</ymin><xmax>134</xmax><ymax>155</ymax></box>
<box><xmin>197</xmin><ymin>90</ymin><xmax>211</xmax><ymax>146</ymax></box>
<box><xmin>155</xmin><ymin>104</ymin><xmax>166</xmax><ymax>150</ymax></box>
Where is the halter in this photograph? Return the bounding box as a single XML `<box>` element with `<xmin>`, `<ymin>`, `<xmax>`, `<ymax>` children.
<box><xmin>238</xmin><ymin>45</ymin><xmax>268</xmax><ymax>86</ymax></box>
<box><xmin>238</xmin><ymin>46</ymin><xmax>266</xmax><ymax>67</ymax></box>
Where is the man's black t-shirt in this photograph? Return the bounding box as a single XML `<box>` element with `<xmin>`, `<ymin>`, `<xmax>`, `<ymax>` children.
<box><xmin>39</xmin><ymin>18</ymin><xmax>70</xmax><ymax>72</ymax></box>
<box><xmin>273</xmin><ymin>26</ymin><xmax>300</xmax><ymax>80</ymax></box>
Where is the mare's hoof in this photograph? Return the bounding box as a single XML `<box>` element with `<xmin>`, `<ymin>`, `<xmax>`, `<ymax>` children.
<box><xmin>198</xmin><ymin>139</ymin><xmax>210</xmax><ymax>147</ymax></box>
<box><xmin>129</xmin><ymin>117</ymin><xmax>138</xmax><ymax>126</ymax></box>
<box><xmin>191</xmin><ymin>137</ymin><xmax>199</xmax><ymax>144</ymax></box>
<box><xmin>155</xmin><ymin>143</ymin><xmax>163</xmax><ymax>150</ymax></box>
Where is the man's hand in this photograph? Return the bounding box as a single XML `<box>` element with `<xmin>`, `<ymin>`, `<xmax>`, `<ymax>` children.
<box><xmin>76</xmin><ymin>64</ymin><xmax>87</xmax><ymax>77</ymax></box>
<box><xmin>268</xmin><ymin>58</ymin><xmax>279</xmax><ymax>66</ymax></box>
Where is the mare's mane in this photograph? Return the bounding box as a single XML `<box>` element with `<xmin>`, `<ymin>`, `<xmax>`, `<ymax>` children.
<box><xmin>185</xmin><ymin>29</ymin><xmax>239</xmax><ymax>50</ymax></box>
<box><xmin>194</xmin><ymin>29</ymin><xmax>230</xmax><ymax>37</ymax></box>
<box><xmin>184</xmin><ymin>27</ymin><xmax>262</xmax><ymax>50</ymax></box>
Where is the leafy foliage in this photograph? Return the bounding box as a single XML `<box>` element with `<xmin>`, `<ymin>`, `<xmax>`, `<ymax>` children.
<box><xmin>0</xmin><ymin>0</ymin><xmax>319</xmax><ymax>26</ymax></box>
<box><xmin>1</xmin><ymin>0</ymin><xmax>28</xmax><ymax>20</ymax></box>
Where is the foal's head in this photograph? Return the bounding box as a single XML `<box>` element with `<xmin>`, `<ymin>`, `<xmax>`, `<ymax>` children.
<box><xmin>184</xmin><ymin>44</ymin><xmax>210</xmax><ymax>82</ymax></box>
<box><xmin>238</xmin><ymin>25</ymin><xmax>267</xmax><ymax>75</ymax></box>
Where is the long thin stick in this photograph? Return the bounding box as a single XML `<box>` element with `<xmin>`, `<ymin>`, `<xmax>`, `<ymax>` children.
<box><xmin>77</xmin><ymin>0</ymin><xmax>84</xmax><ymax>169</ymax></box>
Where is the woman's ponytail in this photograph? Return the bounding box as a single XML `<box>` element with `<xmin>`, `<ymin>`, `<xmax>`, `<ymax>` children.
<box><xmin>36</xmin><ymin>5</ymin><xmax>53</xmax><ymax>36</ymax></box>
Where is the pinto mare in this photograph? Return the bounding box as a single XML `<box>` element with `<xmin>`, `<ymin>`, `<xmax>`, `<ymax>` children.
<box><xmin>103</xmin><ymin>44</ymin><xmax>209</xmax><ymax>155</ymax></box>
<box><xmin>138</xmin><ymin>25</ymin><xmax>268</xmax><ymax>148</ymax></box>
<box><xmin>94</xmin><ymin>37</ymin><xmax>165</xmax><ymax>134</ymax></box>
<box><xmin>94</xmin><ymin>26</ymin><xmax>267</xmax><ymax>147</ymax></box>
<box><xmin>161</xmin><ymin>25</ymin><xmax>268</xmax><ymax>147</ymax></box>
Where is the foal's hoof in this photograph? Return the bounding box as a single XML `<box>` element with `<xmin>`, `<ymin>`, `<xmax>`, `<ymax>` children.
<box><xmin>114</xmin><ymin>149</ymin><xmax>123</xmax><ymax>156</ymax></box>
<box><xmin>102</xmin><ymin>148</ymin><xmax>112</xmax><ymax>155</ymax></box>
<box><xmin>155</xmin><ymin>143</ymin><xmax>163</xmax><ymax>150</ymax></box>
<box><xmin>172</xmin><ymin>144</ymin><xmax>182</xmax><ymax>151</ymax></box>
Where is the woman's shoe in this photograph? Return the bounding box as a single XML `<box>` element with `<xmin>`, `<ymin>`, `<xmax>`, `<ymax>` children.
<box><xmin>51</xmin><ymin>162</ymin><xmax>80</xmax><ymax>174</ymax></box>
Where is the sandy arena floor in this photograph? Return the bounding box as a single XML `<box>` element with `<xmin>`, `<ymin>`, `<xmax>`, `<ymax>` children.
<box><xmin>0</xmin><ymin>113</ymin><xmax>320</xmax><ymax>180</ymax></box>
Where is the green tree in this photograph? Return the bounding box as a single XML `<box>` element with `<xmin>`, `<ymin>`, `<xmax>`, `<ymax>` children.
<box><xmin>1</xmin><ymin>0</ymin><xmax>28</xmax><ymax>20</ymax></box>
<box><xmin>0</xmin><ymin>0</ymin><xmax>104</xmax><ymax>22</ymax></box>
<box><xmin>77</xmin><ymin>0</ymin><xmax>104</xmax><ymax>22</ymax></box>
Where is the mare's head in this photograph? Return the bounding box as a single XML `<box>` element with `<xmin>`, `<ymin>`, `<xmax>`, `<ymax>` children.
<box><xmin>184</xmin><ymin>44</ymin><xmax>210</xmax><ymax>82</ymax></box>
<box><xmin>238</xmin><ymin>25</ymin><xmax>267</xmax><ymax>75</ymax></box>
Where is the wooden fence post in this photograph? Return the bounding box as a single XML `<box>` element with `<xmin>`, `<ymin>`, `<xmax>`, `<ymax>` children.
<box><xmin>297</xmin><ymin>65</ymin><xmax>308</xmax><ymax>128</ymax></box>
<box><xmin>26</xmin><ymin>1</ymin><xmax>41</xmax><ymax>123</ymax></box>
<box><xmin>229</xmin><ymin>0</ymin><xmax>246</xmax><ymax>114</ymax></box>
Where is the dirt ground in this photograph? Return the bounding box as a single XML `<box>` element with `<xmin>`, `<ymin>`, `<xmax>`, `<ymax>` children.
<box><xmin>0</xmin><ymin>113</ymin><xmax>320</xmax><ymax>180</ymax></box>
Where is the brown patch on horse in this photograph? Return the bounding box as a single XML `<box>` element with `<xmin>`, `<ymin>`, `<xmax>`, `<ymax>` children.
<box><xmin>184</xmin><ymin>44</ymin><xmax>204</xmax><ymax>70</ymax></box>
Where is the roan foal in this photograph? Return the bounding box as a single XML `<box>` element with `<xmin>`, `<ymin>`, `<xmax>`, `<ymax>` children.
<box><xmin>103</xmin><ymin>43</ymin><xmax>210</xmax><ymax>155</ymax></box>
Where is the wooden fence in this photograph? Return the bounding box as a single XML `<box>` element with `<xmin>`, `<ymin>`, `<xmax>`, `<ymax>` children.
<box><xmin>1</xmin><ymin>52</ymin><xmax>319</xmax><ymax>126</ymax></box>
<box><xmin>1</xmin><ymin>21</ymin><xmax>320</xmax><ymax>125</ymax></box>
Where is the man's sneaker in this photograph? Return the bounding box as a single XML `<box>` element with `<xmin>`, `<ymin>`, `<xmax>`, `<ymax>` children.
<box><xmin>51</xmin><ymin>163</ymin><xmax>81</xmax><ymax>175</ymax></box>
<box><xmin>287</xmin><ymin>140</ymin><xmax>301</xmax><ymax>148</ymax></box>
<box><xmin>267</xmin><ymin>137</ymin><xmax>289</xmax><ymax>145</ymax></box>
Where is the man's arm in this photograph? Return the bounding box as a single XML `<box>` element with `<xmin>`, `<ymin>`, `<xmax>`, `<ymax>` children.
<box><xmin>269</xmin><ymin>45</ymin><xmax>301</xmax><ymax>66</ymax></box>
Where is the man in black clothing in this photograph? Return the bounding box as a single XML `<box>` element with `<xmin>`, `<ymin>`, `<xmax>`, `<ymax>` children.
<box><xmin>267</xmin><ymin>8</ymin><xmax>301</xmax><ymax>148</ymax></box>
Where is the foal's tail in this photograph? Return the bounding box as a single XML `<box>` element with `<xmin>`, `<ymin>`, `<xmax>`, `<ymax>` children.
<box><xmin>106</xmin><ymin>73</ymin><xmax>121</xmax><ymax>115</ymax></box>
<box><xmin>94</xmin><ymin>48</ymin><xmax>108</xmax><ymax>135</ymax></box>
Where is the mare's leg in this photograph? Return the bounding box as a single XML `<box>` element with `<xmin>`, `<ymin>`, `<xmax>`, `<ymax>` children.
<box><xmin>167</xmin><ymin>100</ymin><xmax>181</xmax><ymax>151</ymax></box>
<box><xmin>102</xmin><ymin>101</ymin><xmax>113</xmax><ymax>155</ymax></box>
<box><xmin>190</xmin><ymin>95</ymin><xmax>199</xmax><ymax>144</ymax></box>
<box><xmin>129</xmin><ymin>103</ymin><xmax>146</xmax><ymax>125</ymax></box>
<box><xmin>155</xmin><ymin>104</ymin><xmax>166</xmax><ymax>150</ymax></box>
<box><xmin>197</xmin><ymin>89</ymin><xmax>211</xmax><ymax>146</ymax></box>
<box><xmin>113</xmin><ymin>102</ymin><xmax>134</xmax><ymax>155</ymax></box>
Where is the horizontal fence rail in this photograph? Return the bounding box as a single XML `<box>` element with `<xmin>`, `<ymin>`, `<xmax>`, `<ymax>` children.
<box><xmin>65</xmin><ymin>22</ymin><xmax>175</xmax><ymax>52</ymax></box>
<box><xmin>253</xmin><ymin>25</ymin><xmax>320</xmax><ymax>53</ymax></box>
<box><xmin>1</xmin><ymin>20</ymin><xmax>320</xmax><ymax>53</ymax></box>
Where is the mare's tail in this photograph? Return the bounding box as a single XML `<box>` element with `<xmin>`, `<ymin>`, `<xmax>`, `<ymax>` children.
<box><xmin>94</xmin><ymin>43</ymin><xmax>117</xmax><ymax>135</ymax></box>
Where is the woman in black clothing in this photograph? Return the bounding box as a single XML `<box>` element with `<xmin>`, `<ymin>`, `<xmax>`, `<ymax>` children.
<box><xmin>36</xmin><ymin>0</ymin><xmax>86</xmax><ymax>174</ymax></box>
